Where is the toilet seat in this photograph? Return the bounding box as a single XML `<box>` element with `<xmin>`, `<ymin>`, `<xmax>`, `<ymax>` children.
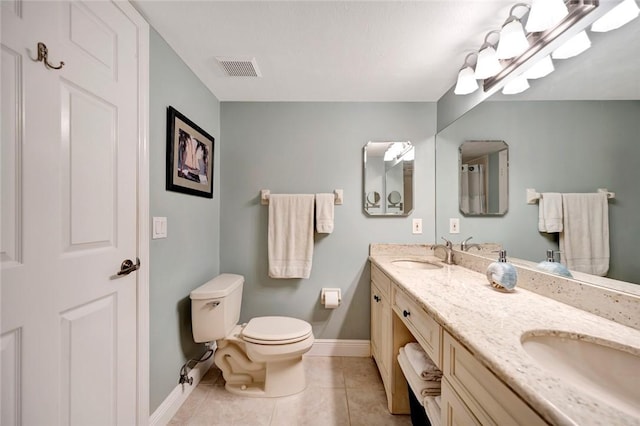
<box><xmin>242</xmin><ymin>316</ymin><xmax>312</xmax><ymax>345</ymax></box>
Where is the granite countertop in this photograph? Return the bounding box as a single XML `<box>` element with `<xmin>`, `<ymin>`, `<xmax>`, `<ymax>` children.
<box><xmin>369</xmin><ymin>248</ymin><xmax>640</xmax><ymax>426</ymax></box>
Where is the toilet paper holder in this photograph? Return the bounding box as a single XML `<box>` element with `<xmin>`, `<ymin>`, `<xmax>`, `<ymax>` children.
<box><xmin>321</xmin><ymin>288</ymin><xmax>342</xmax><ymax>307</ymax></box>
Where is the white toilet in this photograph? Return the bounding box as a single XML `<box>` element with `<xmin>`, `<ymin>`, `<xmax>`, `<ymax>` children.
<box><xmin>190</xmin><ymin>273</ymin><xmax>314</xmax><ymax>397</ymax></box>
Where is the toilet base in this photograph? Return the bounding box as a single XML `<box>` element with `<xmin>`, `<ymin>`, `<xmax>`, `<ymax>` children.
<box><xmin>225</xmin><ymin>356</ymin><xmax>306</xmax><ymax>398</ymax></box>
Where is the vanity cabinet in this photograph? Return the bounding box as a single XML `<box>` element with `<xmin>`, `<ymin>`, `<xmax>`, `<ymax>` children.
<box><xmin>370</xmin><ymin>260</ymin><xmax>549</xmax><ymax>424</ymax></box>
<box><xmin>370</xmin><ymin>264</ymin><xmax>413</xmax><ymax>414</ymax></box>
<box><xmin>441</xmin><ymin>331</ymin><xmax>546</xmax><ymax>426</ymax></box>
<box><xmin>370</xmin><ymin>265</ymin><xmax>391</xmax><ymax>384</ymax></box>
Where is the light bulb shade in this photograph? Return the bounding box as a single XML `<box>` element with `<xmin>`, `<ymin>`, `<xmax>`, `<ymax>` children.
<box><xmin>526</xmin><ymin>0</ymin><xmax>569</xmax><ymax>32</ymax></box>
<box><xmin>502</xmin><ymin>75</ymin><xmax>530</xmax><ymax>94</ymax></box>
<box><xmin>523</xmin><ymin>55</ymin><xmax>554</xmax><ymax>79</ymax></box>
<box><xmin>474</xmin><ymin>46</ymin><xmax>502</xmax><ymax>79</ymax></box>
<box><xmin>591</xmin><ymin>0</ymin><xmax>640</xmax><ymax>32</ymax></box>
<box><xmin>496</xmin><ymin>19</ymin><xmax>530</xmax><ymax>59</ymax></box>
<box><xmin>454</xmin><ymin>66</ymin><xmax>479</xmax><ymax>95</ymax></box>
<box><xmin>552</xmin><ymin>30</ymin><xmax>591</xmax><ymax>59</ymax></box>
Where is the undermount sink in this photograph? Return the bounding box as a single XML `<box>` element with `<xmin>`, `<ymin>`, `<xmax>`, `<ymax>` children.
<box><xmin>391</xmin><ymin>260</ymin><xmax>442</xmax><ymax>270</ymax></box>
<box><xmin>521</xmin><ymin>331</ymin><xmax>640</xmax><ymax>417</ymax></box>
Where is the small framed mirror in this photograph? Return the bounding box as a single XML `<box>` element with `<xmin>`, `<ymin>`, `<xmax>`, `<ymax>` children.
<box><xmin>459</xmin><ymin>140</ymin><xmax>508</xmax><ymax>216</ymax></box>
<box><xmin>363</xmin><ymin>141</ymin><xmax>414</xmax><ymax>216</ymax></box>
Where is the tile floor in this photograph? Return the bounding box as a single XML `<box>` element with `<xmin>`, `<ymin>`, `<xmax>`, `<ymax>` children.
<box><xmin>169</xmin><ymin>356</ymin><xmax>412</xmax><ymax>426</ymax></box>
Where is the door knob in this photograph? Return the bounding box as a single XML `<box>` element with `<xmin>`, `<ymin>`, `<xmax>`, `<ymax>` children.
<box><xmin>117</xmin><ymin>258</ymin><xmax>140</xmax><ymax>276</ymax></box>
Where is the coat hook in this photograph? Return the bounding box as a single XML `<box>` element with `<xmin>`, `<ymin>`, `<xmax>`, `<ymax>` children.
<box><xmin>36</xmin><ymin>42</ymin><xmax>64</xmax><ymax>70</ymax></box>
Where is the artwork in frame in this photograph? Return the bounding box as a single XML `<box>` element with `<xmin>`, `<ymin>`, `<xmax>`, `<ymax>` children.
<box><xmin>166</xmin><ymin>106</ymin><xmax>214</xmax><ymax>198</ymax></box>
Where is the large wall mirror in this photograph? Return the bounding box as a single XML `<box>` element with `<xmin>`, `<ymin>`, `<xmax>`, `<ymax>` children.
<box><xmin>459</xmin><ymin>140</ymin><xmax>508</xmax><ymax>216</ymax></box>
<box><xmin>435</xmin><ymin>15</ymin><xmax>640</xmax><ymax>287</ymax></box>
<box><xmin>363</xmin><ymin>141</ymin><xmax>414</xmax><ymax>216</ymax></box>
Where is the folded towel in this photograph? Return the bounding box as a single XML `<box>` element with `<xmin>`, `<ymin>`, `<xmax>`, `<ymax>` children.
<box><xmin>538</xmin><ymin>193</ymin><xmax>563</xmax><ymax>233</ymax></box>
<box><xmin>268</xmin><ymin>194</ymin><xmax>315</xmax><ymax>279</ymax></box>
<box><xmin>404</xmin><ymin>342</ymin><xmax>442</xmax><ymax>381</ymax></box>
<box><xmin>315</xmin><ymin>193</ymin><xmax>334</xmax><ymax>234</ymax></box>
<box><xmin>486</xmin><ymin>261</ymin><xmax>518</xmax><ymax>290</ymax></box>
<box><xmin>423</xmin><ymin>396</ymin><xmax>442</xmax><ymax>426</ymax></box>
<box><xmin>559</xmin><ymin>193</ymin><xmax>609</xmax><ymax>276</ymax></box>
<box><xmin>434</xmin><ymin>395</ymin><xmax>441</xmax><ymax>409</ymax></box>
<box><xmin>398</xmin><ymin>348</ymin><xmax>441</xmax><ymax>400</ymax></box>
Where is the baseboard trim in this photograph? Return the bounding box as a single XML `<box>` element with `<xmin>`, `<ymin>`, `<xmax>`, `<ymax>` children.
<box><xmin>149</xmin><ymin>356</ymin><xmax>215</xmax><ymax>426</ymax></box>
<box><xmin>306</xmin><ymin>339</ymin><xmax>371</xmax><ymax>357</ymax></box>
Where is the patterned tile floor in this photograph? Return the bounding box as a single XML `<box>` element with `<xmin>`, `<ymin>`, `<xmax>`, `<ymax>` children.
<box><xmin>169</xmin><ymin>356</ymin><xmax>412</xmax><ymax>426</ymax></box>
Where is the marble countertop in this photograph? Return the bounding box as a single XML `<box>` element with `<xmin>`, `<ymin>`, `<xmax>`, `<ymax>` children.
<box><xmin>369</xmin><ymin>248</ymin><xmax>640</xmax><ymax>426</ymax></box>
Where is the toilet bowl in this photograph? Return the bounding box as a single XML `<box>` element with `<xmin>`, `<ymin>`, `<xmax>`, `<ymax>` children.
<box><xmin>190</xmin><ymin>274</ymin><xmax>314</xmax><ymax>397</ymax></box>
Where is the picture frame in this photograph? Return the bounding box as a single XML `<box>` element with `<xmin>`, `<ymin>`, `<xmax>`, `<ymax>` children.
<box><xmin>166</xmin><ymin>106</ymin><xmax>215</xmax><ymax>198</ymax></box>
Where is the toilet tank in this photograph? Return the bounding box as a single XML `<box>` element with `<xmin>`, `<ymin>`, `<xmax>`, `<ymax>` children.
<box><xmin>190</xmin><ymin>274</ymin><xmax>243</xmax><ymax>343</ymax></box>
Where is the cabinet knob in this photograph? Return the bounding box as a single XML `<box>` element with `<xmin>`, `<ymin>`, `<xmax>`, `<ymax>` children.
<box><xmin>403</xmin><ymin>310</ymin><xmax>410</xmax><ymax>317</ymax></box>
<box><xmin>373</xmin><ymin>295</ymin><xmax>381</xmax><ymax>302</ymax></box>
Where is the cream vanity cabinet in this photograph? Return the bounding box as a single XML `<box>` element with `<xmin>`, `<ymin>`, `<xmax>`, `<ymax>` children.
<box><xmin>370</xmin><ymin>264</ymin><xmax>413</xmax><ymax>414</ymax></box>
<box><xmin>370</xmin><ymin>262</ymin><xmax>548</xmax><ymax>425</ymax></box>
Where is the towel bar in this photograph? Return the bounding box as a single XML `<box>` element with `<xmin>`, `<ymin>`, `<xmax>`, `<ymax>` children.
<box><xmin>526</xmin><ymin>188</ymin><xmax>615</xmax><ymax>204</ymax></box>
<box><xmin>260</xmin><ymin>189</ymin><xmax>344</xmax><ymax>205</ymax></box>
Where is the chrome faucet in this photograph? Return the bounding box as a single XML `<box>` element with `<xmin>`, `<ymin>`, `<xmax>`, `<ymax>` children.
<box><xmin>461</xmin><ymin>236</ymin><xmax>481</xmax><ymax>252</ymax></box>
<box><xmin>432</xmin><ymin>237</ymin><xmax>454</xmax><ymax>265</ymax></box>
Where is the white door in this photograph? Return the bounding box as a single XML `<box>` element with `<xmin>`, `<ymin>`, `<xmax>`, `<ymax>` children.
<box><xmin>2</xmin><ymin>2</ymin><xmax>145</xmax><ymax>424</ymax></box>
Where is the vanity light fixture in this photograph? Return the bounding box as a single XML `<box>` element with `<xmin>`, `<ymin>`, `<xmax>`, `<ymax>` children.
<box><xmin>474</xmin><ymin>31</ymin><xmax>503</xmax><ymax>79</ymax></box>
<box><xmin>591</xmin><ymin>0</ymin><xmax>640</xmax><ymax>32</ymax></box>
<box><xmin>552</xmin><ymin>30</ymin><xmax>591</xmax><ymax>59</ymax></box>
<box><xmin>502</xmin><ymin>74</ymin><xmax>530</xmax><ymax>94</ymax></box>
<box><xmin>496</xmin><ymin>4</ymin><xmax>531</xmax><ymax>59</ymax></box>
<box><xmin>523</xmin><ymin>54</ymin><xmax>555</xmax><ymax>79</ymax></box>
<box><xmin>526</xmin><ymin>0</ymin><xmax>569</xmax><ymax>32</ymax></box>
<box><xmin>482</xmin><ymin>0</ymin><xmax>598</xmax><ymax>93</ymax></box>
<box><xmin>454</xmin><ymin>53</ymin><xmax>479</xmax><ymax>95</ymax></box>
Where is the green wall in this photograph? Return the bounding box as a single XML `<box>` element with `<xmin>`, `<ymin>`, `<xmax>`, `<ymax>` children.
<box><xmin>220</xmin><ymin>102</ymin><xmax>437</xmax><ymax>340</ymax></box>
<box><xmin>149</xmin><ymin>28</ymin><xmax>221</xmax><ymax>411</ymax></box>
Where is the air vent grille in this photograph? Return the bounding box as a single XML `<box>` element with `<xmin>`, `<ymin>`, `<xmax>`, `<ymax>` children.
<box><xmin>216</xmin><ymin>57</ymin><xmax>262</xmax><ymax>77</ymax></box>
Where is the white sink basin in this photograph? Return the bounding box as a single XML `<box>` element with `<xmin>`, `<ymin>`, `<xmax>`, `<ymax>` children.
<box><xmin>521</xmin><ymin>331</ymin><xmax>640</xmax><ymax>417</ymax></box>
<box><xmin>391</xmin><ymin>260</ymin><xmax>442</xmax><ymax>270</ymax></box>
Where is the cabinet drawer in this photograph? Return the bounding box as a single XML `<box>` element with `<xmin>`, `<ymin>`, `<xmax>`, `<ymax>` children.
<box><xmin>393</xmin><ymin>288</ymin><xmax>441</xmax><ymax>368</ymax></box>
<box><xmin>442</xmin><ymin>332</ymin><xmax>547</xmax><ymax>426</ymax></box>
<box><xmin>371</xmin><ymin>264</ymin><xmax>391</xmax><ymax>299</ymax></box>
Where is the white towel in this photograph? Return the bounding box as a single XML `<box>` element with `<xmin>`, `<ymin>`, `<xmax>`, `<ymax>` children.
<box><xmin>315</xmin><ymin>193</ymin><xmax>334</xmax><ymax>234</ymax></box>
<box><xmin>423</xmin><ymin>396</ymin><xmax>442</xmax><ymax>426</ymax></box>
<box><xmin>559</xmin><ymin>193</ymin><xmax>609</xmax><ymax>276</ymax></box>
<box><xmin>398</xmin><ymin>348</ymin><xmax>441</xmax><ymax>400</ymax></box>
<box><xmin>538</xmin><ymin>193</ymin><xmax>563</xmax><ymax>233</ymax></box>
<box><xmin>268</xmin><ymin>194</ymin><xmax>315</xmax><ymax>279</ymax></box>
<box><xmin>404</xmin><ymin>342</ymin><xmax>442</xmax><ymax>381</ymax></box>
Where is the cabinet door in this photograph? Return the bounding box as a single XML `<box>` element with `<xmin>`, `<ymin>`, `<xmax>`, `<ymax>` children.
<box><xmin>371</xmin><ymin>285</ymin><xmax>382</xmax><ymax>362</ymax></box>
<box><xmin>442</xmin><ymin>379</ymin><xmax>481</xmax><ymax>426</ymax></box>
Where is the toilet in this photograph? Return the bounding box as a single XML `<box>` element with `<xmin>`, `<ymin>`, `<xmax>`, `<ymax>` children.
<box><xmin>190</xmin><ymin>274</ymin><xmax>314</xmax><ymax>397</ymax></box>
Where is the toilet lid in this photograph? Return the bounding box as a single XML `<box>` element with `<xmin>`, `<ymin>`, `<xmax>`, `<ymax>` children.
<box><xmin>242</xmin><ymin>316</ymin><xmax>312</xmax><ymax>344</ymax></box>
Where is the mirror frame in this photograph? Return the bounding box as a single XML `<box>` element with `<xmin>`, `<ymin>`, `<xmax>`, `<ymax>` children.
<box><xmin>363</xmin><ymin>141</ymin><xmax>415</xmax><ymax>217</ymax></box>
<box><xmin>459</xmin><ymin>140</ymin><xmax>509</xmax><ymax>216</ymax></box>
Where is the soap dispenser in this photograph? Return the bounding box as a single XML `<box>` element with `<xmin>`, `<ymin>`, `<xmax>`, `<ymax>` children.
<box><xmin>486</xmin><ymin>250</ymin><xmax>518</xmax><ymax>291</ymax></box>
<box><xmin>536</xmin><ymin>250</ymin><xmax>573</xmax><ymax>278</ymax></box>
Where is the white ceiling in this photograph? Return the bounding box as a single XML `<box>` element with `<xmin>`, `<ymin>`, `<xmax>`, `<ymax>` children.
<box><xmin>133</xmin><ymin>1</ymin><xmax>640</xmax><ymax>102</ymax></box>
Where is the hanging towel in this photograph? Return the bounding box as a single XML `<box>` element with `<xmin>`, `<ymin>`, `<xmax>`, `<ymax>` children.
<box><xmin>268</xmin><ymin>194</ymin><xmax>315</xmax><ymax>279</ymax></box>
<box><xmin>315</xmin><ymin>193</ymin><xmax>334</xmax><ymax>234</ymax></box>
<box><xmin>538</xmin><ymin>193</ymin><xmax>563</xmax><ymax>233</ymax></box>
<box><xmin>404</xmin><ymin>342</ymin><xmax>442</xmax><ymax>381</ymax></box>
<box><xmin>559</xmin><ymin>193</ymin><xmax>609</xmax><ymax>276</ymax></box>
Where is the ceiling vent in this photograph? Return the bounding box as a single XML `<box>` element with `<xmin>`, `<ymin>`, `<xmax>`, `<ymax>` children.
<box><xmin>216</xmin><ymin>57</ymin><xmax>262</xmax><ymax>77</ymax></box>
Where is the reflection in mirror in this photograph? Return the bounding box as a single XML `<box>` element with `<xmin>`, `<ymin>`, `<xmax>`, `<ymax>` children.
<box><xmin>363</xmin><ymin>141</ymin><xmax>414</xmax><ymax>216</ymax></box>
<box><xmin>435</xmin><ymin>12</ymin><xmax>640</xmax><ymax>288</ymax></box>
<box><xmin>459</xmin><ymin>141</ymin><xmax>508</xmax><ymax>216</ymax></box>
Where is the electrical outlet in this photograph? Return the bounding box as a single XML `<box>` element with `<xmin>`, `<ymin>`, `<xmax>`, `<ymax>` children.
<box><xmin>412</xmin><ymin>218</ymin><xmax>423</xmax><ymax>234</ymax></box>
<box><xmin>449</xmin><ymin>218</ymin><xmax>460</xmax><ymax>234</ymax></box>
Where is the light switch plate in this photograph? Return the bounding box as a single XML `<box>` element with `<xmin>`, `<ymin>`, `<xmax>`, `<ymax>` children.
<box><xmin>152</xmin><ymin>217</ymin><xmax>167</xmax><ymax>239</ymax></box>
<box><xmin>412</xmin><ymin>218</ymin><xmax>423</xmax><ymax>234</ymax></box>
<box><xmin>449</xmin><ymin>218</ymin><xmax>460</xmax><ymax>234</ymax></box>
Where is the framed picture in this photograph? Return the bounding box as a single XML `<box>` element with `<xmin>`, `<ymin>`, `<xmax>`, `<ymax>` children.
<box><xmin>166</xmin><ymin>106</ymin><xmax>214</xmax><ymax>198</ymax></box>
